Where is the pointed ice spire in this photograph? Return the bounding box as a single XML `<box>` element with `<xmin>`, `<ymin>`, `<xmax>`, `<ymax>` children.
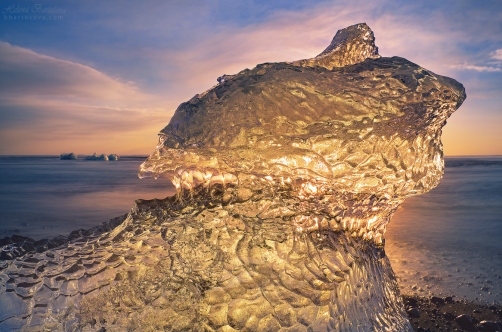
<box><xmin>294</xmin><ymin>23</ymin><xmax>380</xmax><ymax>69</ymax></box>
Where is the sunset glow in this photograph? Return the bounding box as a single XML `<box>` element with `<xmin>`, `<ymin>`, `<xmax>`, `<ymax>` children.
<box><xmin>0</xmin><ymin>0</ymin><xmax>500</xmax><ymax>156</ymax></box>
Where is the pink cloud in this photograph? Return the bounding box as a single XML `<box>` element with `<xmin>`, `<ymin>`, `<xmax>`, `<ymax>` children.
<box><xmin>0</xmin><ymin>42</ymin><xmax>174</xmax><ymax>155</ymax></box>
<box><xmin>491</xmin><ymin>49</ymin><xmax>502</xmax><ymax>60</ymax></box>
<box><xmin>450</xmin><ymin>63</ymin><xmax>501</xmax><ymax>72</ymax></box>
<box><xmin>0</xmin><ymin>41</ymin><xmax>152</xmax><ymax>104</ymax></box>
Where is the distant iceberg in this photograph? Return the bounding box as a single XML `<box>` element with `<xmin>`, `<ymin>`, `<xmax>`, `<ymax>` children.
<box><xmin>83</xmin><ymin>153</ymin><xmax>120</xmax><ymax>161</ymax></box>
<box><xmin>59</xmin><ymin>152</ymin><xmax>77</xmax><ymax>160</ymax></box>
<box><xmin>85</xmin><ymin>153</ymin><xmax>109</xmax><ymax>161</ymax></box>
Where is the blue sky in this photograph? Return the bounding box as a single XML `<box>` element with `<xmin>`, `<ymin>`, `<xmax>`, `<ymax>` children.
<box><xmin>0</xmin><ymin>0</ymin><xmax>501</xmax><ymax>155</ymax></box>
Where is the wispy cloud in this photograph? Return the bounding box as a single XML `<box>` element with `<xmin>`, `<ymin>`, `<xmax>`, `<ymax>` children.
<box><xmin>450</xmin><ymin>63</ymin><xmax>502</xmax><ymax>72</ymax></box>
<box><xmin>0</xmin><ymin>41</ymin><xmax>147</xmax><ymax>103</ymax></box>
<box><xmin>491</xmin><ymin>49</ymin><xmax>502</xmax><ymax>61</ymax></box>
<box><xmin>0</xmin><ymin>42</ymin><xmax>171</xmax><ymax>154</ymax></box>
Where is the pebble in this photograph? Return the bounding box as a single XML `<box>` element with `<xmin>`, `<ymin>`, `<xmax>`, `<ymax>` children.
<box><xmin>478</xmin><ymin>320</ymin><xmax>501</xmax><ymax>332</ymax></box>
<box><xmin>417</xmin><ymin>327</ymin><xmax>431</xmax><ymax>332</ymax></box>
<box><xmin>431</xmin><ymin>296</ymin><xmax>445</xmax><ymax>306</ymax></box>
<box><xmin>407</xmin><ymin>308</ymin><xmax>421</xmax><ymax>318</ymax></box>
<box><xmin>405</xmin><ymin>297</ymin><xmax>418</xmax><ymax>307</ymax></box>
<box><xmin>455</xmin><ymin>314</ymin><xmax>474</xmax><ymax>330</ymax></box>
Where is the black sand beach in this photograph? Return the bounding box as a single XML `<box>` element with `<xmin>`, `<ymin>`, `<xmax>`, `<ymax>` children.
<box><xmin>404</xmin><ymin>295</ymin><xmax>502</xmax><ymax>332</ymax></box>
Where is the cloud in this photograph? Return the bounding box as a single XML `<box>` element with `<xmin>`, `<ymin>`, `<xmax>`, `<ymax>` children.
<box><xmin>147</xmin><ymin>0</ymin><xmax>502</xmax><ymax>104</ymax></box>
<box><xmin>116</xmin><ymin>0</ymin><xmax>502</xmax><ymax>156</ymax></box>
<box><xmin>0</xmin><ymin>96</ymin><xmax>170</xmax><ymax>155</ymax></box>
<box><xmin>148</xmin><ymin>0</ymin><xmax>474</xmax><ymax>83</ymax></box>
<box><xmin>491</xmin><ymin>49</ymin><xmax>502</xmax><ymax>61</ymax></box>
<box><xmin>0</xmin><ymin>42</ymin><xmax>173</xmax><ymax>155</ymax></box>
<box><xmin>450</xmin><ymin>63</ymin><xmax>502</xmax><ymax>72</ymax></box>
<box><xmin>149</xmin><ymin>1</ymin><xmax>385</xmax><ymax>96</ymax></box>
<box><xmin>0</xmin><ymin>41</ymin><xmax>148</xmax><ymax>104</ymax></box>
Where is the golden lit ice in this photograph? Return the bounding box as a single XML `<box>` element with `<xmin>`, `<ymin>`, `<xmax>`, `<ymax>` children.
<box><xmin>0</xmin><ymin>23</ymin><xmax>465</xmax><ymax>331</ymax></box>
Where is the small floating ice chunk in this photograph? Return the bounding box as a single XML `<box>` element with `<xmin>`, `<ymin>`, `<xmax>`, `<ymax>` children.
<box><xmin>85</xmin><ymin>153</ymin><xmax>109</xmax><ymax>161</ymax></box>
<box><xmin>59</xmin><ymin>152</ymin><xmax>78</xmax><ymax>160</ymax></box>
<box><xmin>108</xmin><ymin>154</ymin><xmax>119</xmax><ymax>161</ymax></box>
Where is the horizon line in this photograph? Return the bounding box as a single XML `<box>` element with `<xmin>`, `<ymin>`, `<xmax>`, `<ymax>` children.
<box><xmin>1</xmin><ymin>154</ymin><xmax>501</xmax><ymax>158</ymax></box>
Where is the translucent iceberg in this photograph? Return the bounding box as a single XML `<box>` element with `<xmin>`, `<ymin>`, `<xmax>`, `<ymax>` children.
<box><xmin>59</xmin><ymin>152</ymin><xmax>78</xmax><ymax>160</ymax></box>
<box><xmin>0</xmin><ymin>23</ymin><xmax>465</xmax><ymax>331</ymax></box>
<box><xmin>84</xmin><ymin>153</ymin><xmax>109</xmax><ymax>161</ymax></box>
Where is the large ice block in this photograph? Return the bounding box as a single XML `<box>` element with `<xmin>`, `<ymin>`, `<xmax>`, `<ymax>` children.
<box><xmin>0</xmin><ymin>23</ymin><xmax>465</xmax><ymax>331</ymax></box>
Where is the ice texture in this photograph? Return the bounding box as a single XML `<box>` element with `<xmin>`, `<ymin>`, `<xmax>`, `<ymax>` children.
<box><xmin>0</xmin><ymin>23</ymin><xmax>465</xmax><ymax>331</ymax></box>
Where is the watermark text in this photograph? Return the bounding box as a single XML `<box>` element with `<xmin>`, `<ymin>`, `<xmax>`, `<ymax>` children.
<box><xmin>3</xmin><ymin>4</ymin><xmax>66</xmax><ymax>21</ymax></box>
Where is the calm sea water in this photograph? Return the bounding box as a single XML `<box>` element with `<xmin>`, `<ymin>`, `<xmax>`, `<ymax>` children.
<box><xmin>0</xmin><ymin>156</ymin><xmax>175</xmax><ymax>239</ymax></box>
<box><xmin>386</xmin><ymin>157</ymin><xmax>502</xmax><ymax>304</ymax></box>
<box><xmin>0</xmin><ymin>156</ymin><xmax>501</xmax><ymax>304</ymax></box>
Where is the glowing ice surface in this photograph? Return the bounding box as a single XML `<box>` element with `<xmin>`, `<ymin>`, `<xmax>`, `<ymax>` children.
<box><xmin>0</xmin><ymin>23</ymin><xmax>465</xmax><ymax>331</ymax></box>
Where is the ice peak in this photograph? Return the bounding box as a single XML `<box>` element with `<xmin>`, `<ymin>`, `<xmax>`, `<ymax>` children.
<box><xmin>294</xmin><ymin>22</ymin><xmax>380</xmax><ymax>69</ymax></box>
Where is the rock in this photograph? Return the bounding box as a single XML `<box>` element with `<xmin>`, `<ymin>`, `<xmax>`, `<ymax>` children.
<box><xmin>445</xmin><ymin>296</ymin><xmax>454</xmax><ymax>303</ymax></box>
<box><xmin>478</xmin><ymin>321</ymin><xmax>501</xmax><ymax>332</ymax></box>
<box><xmin>417</xmin><ymin>328</ymin><xmax>431</xmax><ymax>332</ymax></box>
<box><xmin>456</xmin><ymin>314</ymin><xmax>476</xmax><ymax>331</ymax></box>
<box><xmin>404</xmin><ymin>297</ymin><xmax>418</xmax><ymax>307</ymax></box>
<box><xmin>407</xmin><ymin>308</ymin><xmax>421</xmax><ymax>318</ymax></box>
<box><xmin>431</xmin><ymin>296</ymin><xmax>445</xmax><ymax>306</ymax></box>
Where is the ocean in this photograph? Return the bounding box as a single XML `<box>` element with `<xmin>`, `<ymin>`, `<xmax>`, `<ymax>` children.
<box><xmin>0</xmin><ymin>155</ymin><xmax>501</xmax><ymax>304</ymax></box>
<box><xmin>386</xmin><ymin>157</ymin><xmax>502</xmax><ymax>305</ymax></box>
<box><xmin>0</xmin><ymin>156</ymin><xmax>175</xmax><ymax>239</ymax></box>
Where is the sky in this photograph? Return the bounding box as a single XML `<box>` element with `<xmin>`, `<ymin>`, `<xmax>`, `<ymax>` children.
<box><xmin>0</xmin><ymin>0</ymin><xmax>501</xmax><ymax>156</ymax></box>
